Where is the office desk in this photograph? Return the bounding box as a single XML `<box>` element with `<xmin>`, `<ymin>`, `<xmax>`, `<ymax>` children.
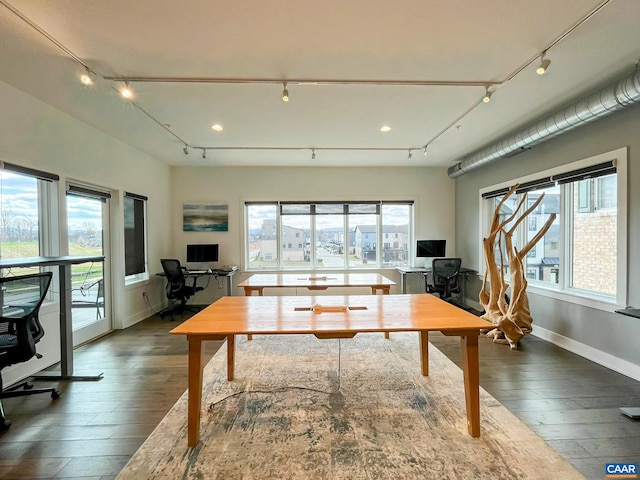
<box><xmin>396</xmin><ymin>266</ymin><xmax>476</xmax><ymax>301</ymax></box>
<box><xmin>237</xmin><ymin>273</ymin><xmax>395</xmax><ymax>296</ymax></box>
<box><xmin>158</xmin><ymin>269</ymin><xmax>237</xmax><ymax>296</ymax></box>
<box><xmin>170</xmin><ymin>293</ymin><xmax>491</xmax><ymax>447</ymax></box>
<box><xmin>0</xmin><ymin>255</ymin><xmax>105</xmax><ymax>380</ymax></box>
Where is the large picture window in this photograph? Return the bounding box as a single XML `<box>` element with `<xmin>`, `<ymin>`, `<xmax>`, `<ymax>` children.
<box><xmin>480</xmin><ymin>148</ymin><xmax>627</xmax><ymax>308</ymax></box>
<box><xmin>245</xmin><ymin>200</ymin><xmax>413</xmax><ymax>271</ymax></box>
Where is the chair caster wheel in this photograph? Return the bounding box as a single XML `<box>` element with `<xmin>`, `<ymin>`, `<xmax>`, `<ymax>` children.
<box><xmin>24</xmin><ymin>382</ymin><xmax>34</xmax><ymax>390</ymax></box>
<box><xmin>51</xmin><ymin>390</ymin><xmax>61</xmax><ymax>399</ymax></box>
<box><xmin>0</xmin><ymin>418</ymin><xmax>11</xmax><ymax>432</ymax></box>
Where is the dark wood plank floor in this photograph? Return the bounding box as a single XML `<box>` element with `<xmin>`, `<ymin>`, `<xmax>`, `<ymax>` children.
<box><xmin>1</xmin><ymin>313</ymin><xmax>639</xmax><ymax>479</ymax></box>
<box><xmin>430</xmin><ymin>332</ymin><xmax>640</xmax><ymax>480</ymax></box>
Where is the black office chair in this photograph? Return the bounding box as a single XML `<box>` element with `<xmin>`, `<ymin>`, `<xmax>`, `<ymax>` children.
<box><xmin>160</xmin><ymin>259</ymin><xmax>203</xmax><ymax>319</ymax></box>
<box><xmin>1</xmin><ymin>272</ymin><xmax>60</xmax><ymax>432</ymax></box>
<box><xmin>425</xmin><ymin>257</ymin><xmax>462</xmax><ymax>301</ymax></box>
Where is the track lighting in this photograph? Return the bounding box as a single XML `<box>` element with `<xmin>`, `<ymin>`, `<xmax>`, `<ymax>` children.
<box><xmin>311</xmin><ymin>149</ymin><xmax>315</xmax><ymax>160</ymax></box>
<box><xmin>80</xmin><ymin>68</ymin><xmax>93</xmax><ymax>86</ymax></box>
<box><xmin>482</xmin><ymin>86</ymin><xmax>492</xmax><ymax>104</ymax></box>
<box><xmin>423</xmin><ymin>146</ymin><xmax>428</xmax><ymax>156</ymax></box>
<box><xmin>282</xmin><ymin>82</ymin><xmax>289</xmax><ymax>102</ymax></box>
<box><xmin>183</xmin><ymin>144</ymin><xmax>189</xmax><ymax>155</ymax></box>
<box><xmin>536</xmin><ymin>54</ymin><xmax>551</xmax><ymax>75</ymax></box>
<box><xmin>120</xmin><ymin>82</ymin><xmax>133</xmax><ymax>99</ymax></box>
<box><xmin>202</xmin><ymin>148</ymin><xmax>206</xmax><ymax>159</ymax></box>
<box><xmin>407</xmin><ymin>150</ymin><xmax>412</xmax><ymax>160</ymax></box>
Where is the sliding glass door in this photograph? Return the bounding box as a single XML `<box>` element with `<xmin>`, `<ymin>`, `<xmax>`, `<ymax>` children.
<box><xmin>66</xmin><ymin>186</ymin><xmax>111</xmax><ymax>345</ymax></box>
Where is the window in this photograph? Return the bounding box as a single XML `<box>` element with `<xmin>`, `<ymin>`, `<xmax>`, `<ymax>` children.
<box><xmin>570</xmin><ymin>173</ymin><xmax>617</xmax><ymax>295</ymax></box>
<box><xmin>480</xmin><ymin>148</ymin><xmax>627</xmax><ymax>308</ymax></box>
<box><xmin>0</xmin><ymin>171</ymin><xmax>40</xmax><ymax>259</ymax></box>
<box><xmin>124</xmin><ymin>192</ymin><xmax>148</xmax><ymax>280</ymax></box>
<box><xmin>245</xmin><ymin>201</ymin><xmax>413</xmax><ymax>270</ymax></box>
<box><xmin>0</xmin><ymin>163</ymin><xmax>58</xmax><ymax>267</ymax></box>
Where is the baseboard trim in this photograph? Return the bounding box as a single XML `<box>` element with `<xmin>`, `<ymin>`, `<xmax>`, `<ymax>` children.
<box><xmin>532</xmin><ymin>325</ymin><xmax>640</xmax><ymax>382</ymax></box>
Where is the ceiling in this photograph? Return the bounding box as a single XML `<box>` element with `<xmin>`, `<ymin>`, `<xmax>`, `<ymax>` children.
<box><xmin>1</xmin><ymin>0</ymin><xmax>639</xmax><ymax>169</ymax></box>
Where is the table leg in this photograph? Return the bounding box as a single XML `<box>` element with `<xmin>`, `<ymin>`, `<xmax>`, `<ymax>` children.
<box><xmin>227</xmin><ymin>335</ymin><xmax>235</xmax><ymax>381</ymax></box>
<box><xmin>244</xmin><ymin>287</ymin><xmax>255</xmax><ymax>341</ymax></box>
<box><xmin>419</xmin><ymin>331</ymin><xmax>429</xmax><ymax>376</ymax></box>
<box><xmin>187</xmin><ymin>337</ymin><xmax>205</xmax><ymax>448</ymax></box>
<box><xmin>32</xmin><ymin>263</ymin><xmax>103</xmax><ymax>381</ymax></box>
<box><xmin>59</xmin><ymin>264</ymin><xmax>73</xmax><ymax>377</ymax></box>
<box><xmin>461</xmin><ymin>334</ymin><xmax>480</xmax><ymax>437</ymax></box>
<box><xmin>374</xmin><ymin>286</ymin><xmax>391</xmax><ymax>339</ymax></box>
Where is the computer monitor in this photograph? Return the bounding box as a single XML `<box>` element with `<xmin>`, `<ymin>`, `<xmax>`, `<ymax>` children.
<box><xmin>186</xmin><ymin>244</ymin><xmax>219</xmax><ymax>263</ymax></box>
<box><xmin>416</xmin><ymin>239</ymin><xmax>446</xmax><ymax>258</ymax></box>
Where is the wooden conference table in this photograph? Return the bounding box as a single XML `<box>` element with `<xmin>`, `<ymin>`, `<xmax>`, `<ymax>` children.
<box><xmin>170</xmin><ymin>294</ymin><xmax>491</xmax><ymax>448</ymax></box>
<box><xmin>237</xmin><ymin>273</ymin><xmax>396</xmax><ymax>296</ymax></box>
<box><xmin>237</xmin><ymin>272</ymin><xmax>396</xmax><ymax>339</ymax></box>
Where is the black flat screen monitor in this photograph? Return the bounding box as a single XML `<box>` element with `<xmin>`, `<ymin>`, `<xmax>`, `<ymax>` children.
<box><xmin>416</xmin><ymin>239</ymin><xmax>446</xmax><ymax>258</ymax></box>
<box><xmin>186</xmin><ymin>244</ymin><xmax>219</xmax><ymax>263</ymax></box>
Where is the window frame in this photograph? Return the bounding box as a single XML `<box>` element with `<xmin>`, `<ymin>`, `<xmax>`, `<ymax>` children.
<box><xmin>479</xmin><ymin>147</ymin><xmax>627</xmax><ymax>311</ymax></box>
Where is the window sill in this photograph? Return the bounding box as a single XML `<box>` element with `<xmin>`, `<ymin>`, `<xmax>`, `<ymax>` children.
<box><xmin>125</xmin><ymin>274</ymin><xmax>150</xmax><ymax>288</ymax></box>
<box><xmin>526</xmin><ymin>283</ymin><xmax>618</xmax><ymax>313</ymax></box>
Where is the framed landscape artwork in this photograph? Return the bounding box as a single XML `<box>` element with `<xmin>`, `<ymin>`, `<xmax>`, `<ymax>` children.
<box><xmin>183</xmin><ymin>203</ymin><xmax>228</xmax><ymax>232</ymax></box>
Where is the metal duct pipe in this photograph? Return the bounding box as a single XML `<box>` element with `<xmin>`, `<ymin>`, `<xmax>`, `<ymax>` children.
<box><xmin>448</xmin><ymin>67</ymin><xmax>640</xmax><ymax>178</ymax></box>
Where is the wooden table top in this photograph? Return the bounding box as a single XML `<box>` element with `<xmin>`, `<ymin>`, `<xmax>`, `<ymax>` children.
<box><xmin>170</xmin><ymin>294</ymin><xmax>490</xmax><ymax>337</ymax></box>
<box><xmin>236</xmin><ymin>273</ymin><xmax>396</xmax><ymax>288</ymax></box>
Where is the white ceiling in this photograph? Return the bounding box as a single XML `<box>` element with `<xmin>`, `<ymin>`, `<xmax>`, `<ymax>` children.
<box><xmin>1</xmin><ymin>0</ymin><xmax>639</xmax><ymax>169</ymax></box>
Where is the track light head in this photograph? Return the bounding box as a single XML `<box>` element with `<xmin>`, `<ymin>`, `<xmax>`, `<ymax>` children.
<box><xmin>282</xmin><ymin>82</ymin><xmax>289</xmax><ymax>102</ymax></box>
<box><xmin>183</xmin><ymin>144</ymin><xmax>189</xmax><ymax>155</ymax></box>
<box><xmin>202</xmin><ymin>148</ymin><xmax>206</xmax><ymax>159</ymax></box>
<box><xmin>311</xmin><ymin>148</ymin><xmax>315</xmax><ymax>160</ymax></box>
<box><xmin>408</xmin><ymin>150</ymin><xmax>412</xmax><ymax>160</ymax></box>
<box><xmin>482</xmin><ymin>86</ymin><xmax>493</xmax><ymax>103</ymax></box>
<box><xmin>536</xmin><ymin>56</ymin><xmax>551</xmax><ymax>75</ymax></box>
<box><xmin>80</xmin><ymin>68</ymin><xmax>93</xmax><ymax>86</ymax></box>
<box><xmin>423</xmin><ymin>146</ymin><xmax>428</xmax><ymax>156</ymax></box>
<box><xmin>120</xmin><ymin>82</ymin><xmax>133</xmax><ymax>99</ymax></box>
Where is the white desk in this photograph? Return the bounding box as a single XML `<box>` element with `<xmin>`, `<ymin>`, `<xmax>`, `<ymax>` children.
<box><xmin>396</xmin><ymin>266</ymin><xmax>476</xmax><ymax>305</ymax></box>
<box><xmin>158</xmin><ymin>269</ymin><xmax>238</xmax><ymax>297</ymax></box>
<box><xmin>0</xmin><ymin>255</ymin><xmax>105</xmax><ymax>380</ymax></box>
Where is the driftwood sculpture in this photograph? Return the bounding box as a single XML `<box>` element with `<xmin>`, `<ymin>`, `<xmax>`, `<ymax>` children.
<box><xmin>480</xmin><ymin>184</ymin><xmax>556</xmax><ymax>349</ymax></box>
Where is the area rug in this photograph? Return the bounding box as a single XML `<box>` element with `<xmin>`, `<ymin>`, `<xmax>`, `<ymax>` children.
<box><xmin>117</xmin><ymin>333</ymin><xmax>584</xmax><ymax>479</ymax></box>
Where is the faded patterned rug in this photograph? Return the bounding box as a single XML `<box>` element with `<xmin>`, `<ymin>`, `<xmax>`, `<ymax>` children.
<box><xmin>117</xmin><ymin>333</ymin><xmax>584</xmax><ymax>479</ymax></box>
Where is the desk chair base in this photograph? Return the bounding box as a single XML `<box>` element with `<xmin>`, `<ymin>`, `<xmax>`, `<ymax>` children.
<box><xmin>158</xmin><ymin>302</ymin><xmax>204</xmax><ymax>321</ymax></box>
<box><xmin>0</xmin><ymin>380</ymin><xmax>60</xmax><ymax>432</ymax></box>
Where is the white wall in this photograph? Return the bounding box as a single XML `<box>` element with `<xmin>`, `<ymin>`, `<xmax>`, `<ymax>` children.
<box><xmin>453</xmin><ymin>104</ymin><xmax>640</xmax><ymax>379</ymax></box>
<box><xmin>1</xmin><ymin>80</ymin><xmax>172</xmax><ymax>384</ymax></box>
<box><xmin>169</xmin><ymin>166</ymin><xmax>456</xmax><ymax>302</ymax></box>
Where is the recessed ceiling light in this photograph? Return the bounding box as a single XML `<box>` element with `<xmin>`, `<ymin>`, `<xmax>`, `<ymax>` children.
<box><xmin>211</xmin><ymin>124</ymin><xmax>223</xmax><ymax>131</ymax></box>
<box><xmin>380</xmin><ymin>125</ymin><xmax>391</xmax><ymax>132</ymax></box>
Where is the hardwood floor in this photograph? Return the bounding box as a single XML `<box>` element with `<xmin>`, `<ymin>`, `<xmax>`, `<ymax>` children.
<box><xmin>1</xmin><ymin>312</ymin><xmax>639</xmax><ymax>479</ymax></box>
<box><xmin>430</xmin><ymin>332</ymin><xmax>640</xmax><ymax>480</ymax></box>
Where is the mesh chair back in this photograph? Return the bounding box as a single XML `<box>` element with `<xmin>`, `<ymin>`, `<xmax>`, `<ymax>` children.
<box><xmin>431</xmin><ymin>258</ymin><xmax>462</xmax><ymax>297</ymax></box>
<box><xmin>0</xmin><ymin>272</ymin><xmax>53</xmax><ymax>367</ymax></box>
<box><xmin>160</xmin><ymin>259</ymin><xmax>186</xmax><ymax>300</ymax></box>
